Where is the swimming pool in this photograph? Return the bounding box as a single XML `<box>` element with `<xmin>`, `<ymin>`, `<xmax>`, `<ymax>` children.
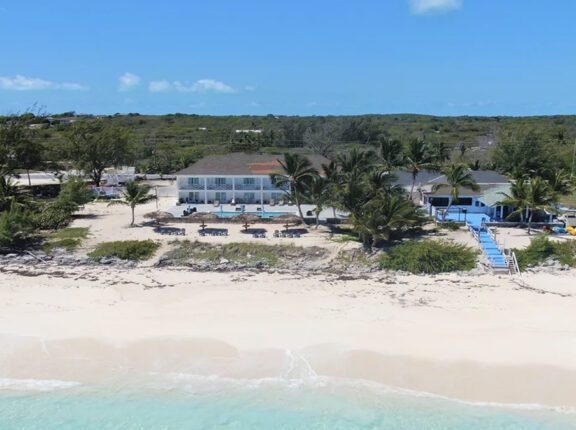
<box><xmin>438</xmin><ymin>212</ymin><xmax>494</xmax><ymax>228</ymax></box>
<box><xmin>214</xmin><ymin>211</ymin><xmax>293</xmax><ymax>219</ymax></box>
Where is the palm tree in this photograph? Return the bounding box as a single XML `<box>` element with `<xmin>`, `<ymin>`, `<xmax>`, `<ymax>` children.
<box><xmin>377</xmin><ymin>136</ymin><xmax>404</xmax><ymax>173</ymax></box>
<box><xmin>108</xmin><ymin>181</ymin><xmax>156</xmax><ymax>226</ymax></box>
<box><xmin>498</xmin><ymin>177</ymin><xmax>555</xmax><ymax>234</ymax></box>
<box><xmin>270</xmin><ymin>153</ymin><xmax>319</xmax><ymax>220</ymax></box>
<box><xmin>352</xmin><ymin>194</ymin><xmax>426</xmax><ymax>250</ymax></box>
<box><xmin>404</xmin><ymin>138</ymin><xmax>432</xmax><ymax>200</ymax></box>
<box><xmin>336</xmin><ymin>147</ymin><xmax>376</xmax><ymax>179</ymax></box>
<box><xmin>432</xmin><ymin>164</ymin><xmax>480</xmax><ymax>221</ymax></box>
<box><xmin>302</xmin><ymin>176</ymin><xmax>329</xmax><ymax>228</ymax></box>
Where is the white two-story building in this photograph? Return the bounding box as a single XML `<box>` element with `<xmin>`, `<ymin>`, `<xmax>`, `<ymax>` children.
<box><xmin>174</xmin><ymin>153</ymin><xmax>329</xmax><ymax>206</ymax></box>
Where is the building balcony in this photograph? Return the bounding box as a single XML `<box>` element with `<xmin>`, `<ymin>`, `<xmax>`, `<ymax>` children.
<box><xmin>234</xmin><ymin>183</ymin><xmax>261</xmax><ymax>190</ymax></box>
<box><xmin>206</xmin><ymin>184</ymin><xmax>233</xmax><ymax>191</ymax></box>
<box><xmin>179</xmin><ymin>183</ymin><xmax>205</xmax><ymax>190</ymax></box>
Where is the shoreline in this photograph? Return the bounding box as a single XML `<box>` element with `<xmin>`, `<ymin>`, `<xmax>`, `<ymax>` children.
<box><xmin>1</xmin><ymin>263</ymin><xmax>575</xmax><ymax>408</ymax></box>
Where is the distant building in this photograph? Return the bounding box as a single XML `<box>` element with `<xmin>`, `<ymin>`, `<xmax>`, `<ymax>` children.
<box><xmin>174</xmin><ymin>153</ymin><xmax>328</xmax><ymax>205</ymax></box>
<box><xmin>234</xmin><ymin>129</ymin><xmax>262</xmax><ymax>134</ymax></box>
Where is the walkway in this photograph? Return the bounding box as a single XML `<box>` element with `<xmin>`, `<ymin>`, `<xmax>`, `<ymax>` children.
<box><xmin>440</xmin><ymin>211</ymin><xmax>509</xmax><ymax>271</ymax></box>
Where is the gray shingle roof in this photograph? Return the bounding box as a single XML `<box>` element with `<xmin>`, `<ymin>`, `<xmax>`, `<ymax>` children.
<box><xmin>174</xmin><ymin>153</ymin><xmax>331</xmax><ymax>176</ymax></box>
<box><xmin>392</xmin><ymin>169</ymin><xmax>509</xmax><ymax>187</ymax></box>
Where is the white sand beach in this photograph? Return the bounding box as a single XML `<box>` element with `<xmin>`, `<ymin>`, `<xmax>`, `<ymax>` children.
<box><xmin>1</xmin><ymin>262</ymin><xmax>575</xmax><ymax>408</ymax></box>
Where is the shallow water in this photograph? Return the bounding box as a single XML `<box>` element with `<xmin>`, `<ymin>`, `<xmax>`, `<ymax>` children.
<box><xmin>1</xmin><ymin>374</ymin><xmax>574</xmax><ymax>430</ymax></box>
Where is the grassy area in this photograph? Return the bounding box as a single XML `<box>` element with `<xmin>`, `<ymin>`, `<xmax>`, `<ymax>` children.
<box><xmin>165</xmin><ymin>240</ymin><xmax>326</xmax><ymax>268</ymax></box>
<box><xmin>379</xmin><ymin>239</ymin><xmax>478</xmax><ymax>274</ymax></box>
<box><xmin>515</xmin><ymin>235</ymin><xmax>576</xmax><ymax>269</ymax></box>
<box><xmin>43</xmin><ymin>227</ymin><xmax>90</xmax><ymax>253</ymax></box>
<box><xmin>88</xmin><ymin>240</ymin><xmax>159</xmax><ymax>262</ymax></box>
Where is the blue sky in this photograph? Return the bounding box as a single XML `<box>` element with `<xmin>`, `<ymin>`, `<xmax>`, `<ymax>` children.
<box><xmin>1</xmin><ymin>0</ymin><xmax>575</xmax><ymax>116</ymax></box>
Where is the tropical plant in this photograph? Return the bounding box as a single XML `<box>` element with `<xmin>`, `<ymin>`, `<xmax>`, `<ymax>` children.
<box><xmin>270</xmin><ymin>153</ymin><xmax>319</xmax><ymax>219</ymax></box>
<box><xmin>432</xmin><ymin>164</ymin><xmax>480</xmax><ymax>221</ymax></box>
<box><xmin>351</xmin><ymin>194</ymin><xmax>426</xmax><ymax>250</ymax></box>
<box><xmin>404</xmin><ymin>138</ymin><xmax>432</xmax><ymax>199</ymax></box>
<box><xmin>108</xmin><ymin>181</ymin><xmax>155</xmax><ymax>226</ymax></box>
<box><xmin>377</xmin><ymin>136</ymin><xmax>404</xmax><ymax>173</ymax></box>
<box><xmin>498</xmin><ymin>177</ymin><xmax>556</xmax><ymax>234</ymax></box>
<box><xmin>302</xmin><ymin>176</ymin><xmax>329</xmax><ymax>228</ymax></box>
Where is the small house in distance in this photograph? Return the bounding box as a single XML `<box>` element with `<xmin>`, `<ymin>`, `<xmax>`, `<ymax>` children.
<box><xmin>174</xmin><ymin>153</ymin><xmax>329</xmax><ymax>206</ymax></box>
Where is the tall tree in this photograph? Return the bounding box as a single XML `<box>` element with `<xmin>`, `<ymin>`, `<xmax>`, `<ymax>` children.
<box><xmin>404</xmin><ymin>138</ymin><xmax>432</xmax><ymax>200</ymax></box>
<box><xmin>108</xmin><ymin>181</ymin><xmax>155</xmax><ymax>226</ymax></box>
<box><xmin>432</xmin><ymin>164</ymin><xmax>480</xmax><ymax>221</ymax></box>
<box><xmin>302</xmin><ymin>176</ymin><xmax>329</xmax><ymax>228</ymax></box>
<box><xmin>498</xmin><ymin>177</ymin><xmax>556</xmax><ymax>234</ymax></box>
<box><xmin>302</xmin><ymin>120</ymin><xmax>343</xmax><ymax>157</ymax></box>
<box><xmin>377</xmin><ymin>136</ymin><xmax>404</xmax><ymax>173</ymax></box>
<box><xmin>270</xmin><ymin>153</ymin><xmax>318</xmax><ymax>219</ymax></box>
<box><xmin>65</xmin><ymin>122</ymin><xmax>133</xmax><ymax>186</ymax></box>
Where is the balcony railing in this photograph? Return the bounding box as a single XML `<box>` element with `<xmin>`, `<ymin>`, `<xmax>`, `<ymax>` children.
<box><xmin>234</xmin><ymin>183</ymin><xmax>261</xmax><ymax>190</ymax></box>
<box><xmin>206</xmin><ymin>183</ymin><xmax>233</xmax><ymax>191</ymax></box>
<box><xmin>180</xmin><ymin>183</ymin><xmax>205</xmax><ymax>190</ymax></box>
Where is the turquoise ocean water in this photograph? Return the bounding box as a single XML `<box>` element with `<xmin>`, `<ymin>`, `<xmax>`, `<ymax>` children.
<box><xmin>1</xmin><ymin>374</ymin><xmax>574</xmax><ymax>430</ymax></box>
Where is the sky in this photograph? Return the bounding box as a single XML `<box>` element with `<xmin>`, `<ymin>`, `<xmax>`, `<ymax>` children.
<box><xmin>1</xmin><ymin>0</ymin><xmax>576</xmax><ymax>117</ymax></box>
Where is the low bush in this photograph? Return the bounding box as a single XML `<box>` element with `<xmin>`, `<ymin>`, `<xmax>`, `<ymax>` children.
<box><xmin>43</xmin><ymin>228</ymin><xmax>90</xmax><ymax>253</ymax></box>
<box><xmin>89</xmin><ymin>240</ymin><xmax>159</xmax><ymax>262</ymax></box>
<box><xmin>379</xmin><ymin>239</ymin><xmax>478</xmax><ymax>274</ymax></box>
<box><xmin>164</xmin><ymin>240</ymin><xmax>326</xmax><ymax>267</ymax></box>
<box><xmin>438</xmin><ymin>221</ymin><xmax>462</xmax><ymax>231</ymax></box>
<box><xmin>515</xmin><ymin>236</ymin><xmax>576</xmax><ymax>269</ymax></box>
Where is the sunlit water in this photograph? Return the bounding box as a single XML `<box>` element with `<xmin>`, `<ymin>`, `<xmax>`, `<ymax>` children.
<box><xmin>1</xmin><ymin>373</ymin><xmax>574</xmax><ymax>430</ymax></box>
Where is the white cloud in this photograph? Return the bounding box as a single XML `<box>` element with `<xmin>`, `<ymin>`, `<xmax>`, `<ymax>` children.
<box><xmin>410</xmin><ymin>0</ymin><xmax>462</xmax><ymax>15</ymax></box>
<box><xmin>118</xmin><ymin>72</ymin><xmax>141</xmax><ymax>91</ymax></box>
<box><xmin>148</xmin><ymin>78</ymin><xmax>236</xmax><ymax>93</ymax></box>
<box><xmin>0</xmin><ymin>75</ymin><xmax>87</xmax><ymax>91</ymax></box>
<box><xmin>148</xmin><ymin>80</ymin><xmax>172</xmax><ymax>92</ymax></box>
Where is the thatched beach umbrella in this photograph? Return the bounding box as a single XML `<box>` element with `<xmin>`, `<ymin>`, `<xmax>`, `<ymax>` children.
<box><xmin>183</xmin><ymin>212</ymin><xmax>219</xmax><ymax>230</ymax></box>
<box><xmin>233</xmin><ymin>213</ymin><xmax>261</xmax><ymax>231</ymax></box>
<box><xmin>274</xmin><ymin>214</ymin><xmax>302</xmax><ymax>231</ymax></box>
<box><xmin>143</xmin><ymin>211</ymin><xmax>175</xmax><ymax>222</ymax></box>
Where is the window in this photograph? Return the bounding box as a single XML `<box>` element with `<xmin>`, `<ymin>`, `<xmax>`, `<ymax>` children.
<box><xmin>453</xmin><ymin>198</ymin><xmax>473</xmax><ymax>206</ymax></box>
<box><xmin>243</xmin><ymin>177</ymin><xmax>255</xmax><ymax>185</ymax></box>
<box><xmin>244</xmin><ymin>192</ymin><xmax>256</xmax><ymax>202</ymax></box>
<box><xmin>215</xmin><ymin>177</ymin><xmax>227</xmax><ymax>185</ymax></box>
<box><xmin>215</xmin><ymin>192</ymin><xmax>226</xmax><ymax>201</ymax></box>
<box><xmin>187</xmin><ymin>177</ymin><xmax>200</xmax><ymax>186</ymax></box>
<box><xmin>429</xmin><ymin>197</ymin><xmax>449</xmax><ymax>207</ymax></box>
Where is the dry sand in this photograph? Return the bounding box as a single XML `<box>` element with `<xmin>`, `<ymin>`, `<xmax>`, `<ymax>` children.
<box><xmin>1</xmin><ymin>262</ymin><xmax>575</xmax><ymax>408</ymax></box>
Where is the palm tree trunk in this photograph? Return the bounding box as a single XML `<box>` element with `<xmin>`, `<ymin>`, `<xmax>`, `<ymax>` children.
<box><xmin>315</xmin><ymin>208</ymin><xmax>320</xmax><ymax>229</ymax></box>
<box><xmin>131</xmin><ymin>206</ymin><xmax>135</xmax><ymax>226</ymax></box>
<box><xmin>26</xmin><ymin>169</ymin><xmax>31</xmax><ymax>187</ymax></box>
<box><xmin>443</xmin><ymin>200</ymin><xmax>453</xmax><ymax>222</ymax></box>
<box><xmin>527</xmin><ymin>211</ymin><xmax>533</xmax><ymax>235</ymax></box>
<box><xmin>294</xmin><ymin>194</ymin><xmax>304</xmax><ymax>220</ymax></box>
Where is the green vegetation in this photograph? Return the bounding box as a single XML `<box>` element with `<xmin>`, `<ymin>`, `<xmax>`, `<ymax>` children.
<box><xmin>437</xmin><ymin>221</ymin><xmax>463</xmax><ymax>231</ymax></box>
<box><xmin>514</xmin><ymin>236</ymin><xmax>576</xmax><ymax>269</ymax></box>
<box><xmin>165</xmin><ymin>240</ymin><xmax>326</xmax><ymax>268</ymax></box>
<box><xmin>43</xmin><ymin>227</ymin><xmax>90</xmax><ymax>253</ymax></box>
<box><xmin>379</xmin><ymin>240</ymin><xmax>478</xmax><ymax>274</ymax></box>
<box><xmin>88</xmin><ymin>240</ymin><xmax>159</xmax><ymax>262</ymax></box>
<box><xmin>432</xmin><ymin>164</ymin><xmax>480</xmax><ymax>221</ymax></box>
<box><xmin>108</xmin><ymin>181</ymin><xmax>155</xmax><ymax>226</ymax></box>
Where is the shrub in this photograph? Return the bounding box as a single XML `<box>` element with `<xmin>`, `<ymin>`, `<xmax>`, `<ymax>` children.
<box><xmin>0</xmin><ymin>206</ymin><xmax>35</xmax><ymax>249</ymax></box>
<box><xmin>43</xmin><ymin>228</ymin><xmax>90</xmax><ymax>254</ymax></box>
<box><xmin>438</xmin><ymin>221</ymin><xmax>462</xmax><ymax>231</ymax></box>
<box><xmin>89</xmin><ymin>240</ymin><xmax>159</xmax><ymax>262</ymax></box>
<box><xmin>379</xmin><ymin>240</ymin><xmax>478</xmax><ymax>274</ymax></box>
<box><xmin>33</xmin><ymin>203</ymin><xmax>74</xmax><ymax>230</ymax></box>
<box><xmin>515</xmin><ymin>235</ymin><xmax>576</xmax><ymax>269</ymax></box>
